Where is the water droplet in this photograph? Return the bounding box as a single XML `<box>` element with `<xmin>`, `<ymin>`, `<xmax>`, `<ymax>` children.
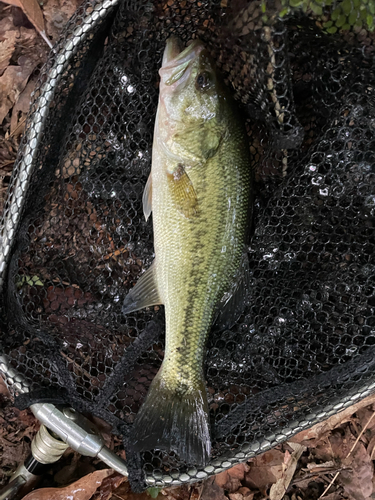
<box><xmin>364</xmin><ymin>195</ymin><xmax>375</xmax><ymax>208</ymax></box>
<box><xmin>276</xmin><ymin>316</ymin><xmax>286</xmax><ymax>324</ymax></box>
<box><xmin>312</xmin><ymin>175</ymin><xmax>323</xmax><ymax>185</ymax></box>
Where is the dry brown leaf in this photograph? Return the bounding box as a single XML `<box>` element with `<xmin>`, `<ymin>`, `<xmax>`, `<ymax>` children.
<box><xmin>269</xmin><ymin>443</ymin><xmax>306</xmax><ymax>500</ymax></box>
<box><xmin>355</xmin><ymin>406</ymin><xmax>375</xmax><ymax>442</ymax></box>
<box><xmin>367</xmin><ymin>434</ymin><xmax>375</xmax><ymax>459</ymax></box>
<box><xmin>189</xmin><ymin>483</ymin><xmax>204</xmax><ymax>500</ymax></box>
<box><xmin>237</xmin><ymin>487</ymin><xmax>254</xmax><ymax>499</ymax></box>
<box><xmin>215</xmin><ymin>463</ymin><xmax>249</xmax><ymax>493</ymax></box>
<box><xmin>201</xmin><ymin>477</ymin><xmax>227</xmax><ymax>500</ymax></box>
<box><xmin>313</xmin><ymin>425</ymin><xmax>374</xmax><ymax>500</ymax></box>
<box><xmin>228</xmin><ymin>494</ymin><xmax>242</xmax><ymax>500</ymax></box>
<box><xmin>43</xmin><ymin>0</ymin><xmax>83</xmax><ymax>41</ymax></box>
<box><xmin>341</xmin><ymin>440</ymin><xmax>374</xmax><ymax>500</ymax></box>
<box><xmin>245</xmin><ymin>448</ymin><xmax>285</xmax><ymax>495</ymax></box>
<box><xmin>0</xmin><ymin>12</ymin><xmax>46</xmax><ymax>82</ymax></box>
<box><xmin>10</xmin><ymin>75</ymin><xmax>36</xmax><ymax>137</ymax></box>
<box><xmin>319</xmin><ymin>494</ymin><xmax>343</xmax><ymax>500</ymax></box>
<box><xmin>90</xmin><ymin>472</ymin><xmax>127</xmax><ymax>500</ymax></box>
<box><xmin>0</xmin><ymin>60</ymin><xmax>33</xmax><ymax>124</ymax></box>
<box><xmin>0</xmin><ymin>14</ymin><xmax>46</xmax><ymax>126</ymax></box>
<box><xmin>1</xmin><ymin>0</ymin><xmax>52</xmax><ymax>47</ymax></box>
<box><xmin>0</xmin><ymin>17</ymin><xmax>17</xmax><ymax>72</ymax></box>
<box><xmin>228</xmin><ymin>487</ymin><xmax>254</xmax><ymax>500</ymax></box>
<box><xmin>0</xmin><ymin>0</ymin><xmax>22</xmax><ymax>7</ymax></box>
<box><xmin>161</xmin><ymin>484</ymin><xmax>194</xmax><ymax>500</ymax></box>
<box><xmin>0</xmin><ymin>374</ymin><xmax>10</xmax><ymax>398</ymax></box>
<box><xmin>22</xmin><ymin>469</ymin><xmax>113</xmax><ymax>500</ymax></box>
<box><xmin>114</xmin><ymin>481</ymin><xmax>166</xmax><ymax>500</ymax></box>
<box><xmin>289</xmin><ymin>393</ymin><xmax>375</xmax><ymax>445</ymax></box>
<box><xmin>306</xmin><ymin>459</ymin><xmax>335</xmax><ymax>472</ymax></box>
<box><xmin>0</xmin><ymin>434</ymin><xmax>29</xmax><ymax>467</ymax></box>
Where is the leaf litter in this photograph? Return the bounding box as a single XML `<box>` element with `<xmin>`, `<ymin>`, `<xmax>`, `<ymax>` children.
<box><xmin>1</xmin><ymin>0</ymin><xmax>52</xmax><ymax>48</ymax></box>
<box><xmin>1</xmin><ymin>396</ymin><xmax>374</xmax><ymax>499</ymax></box>
<box><xmin>2</xmin><ymin>2</ymin><xmax>375</xmax><ymax>500</ymax></box>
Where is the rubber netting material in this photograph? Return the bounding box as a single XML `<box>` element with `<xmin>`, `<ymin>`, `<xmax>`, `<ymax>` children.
<box><xmin>1</xmin><ymin>0</ymin><xmax>375</xmax><ymax>486</ymax></box>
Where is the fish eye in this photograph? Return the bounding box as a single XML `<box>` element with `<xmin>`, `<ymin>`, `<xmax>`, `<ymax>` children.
<box><xmin>196</xmin><ymin>72</ymin><xmax>212</xmax><ymax>90</ymax></box>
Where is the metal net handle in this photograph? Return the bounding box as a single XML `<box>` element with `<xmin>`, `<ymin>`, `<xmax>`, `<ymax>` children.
<box><xmin>0</xmin><ymin>355</ymin><xmax>128</xmax><ymax>476</ymax></box>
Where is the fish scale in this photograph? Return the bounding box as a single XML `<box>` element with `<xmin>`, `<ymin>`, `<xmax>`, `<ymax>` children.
<box><xmin>156</xmin><ymin>129</ymin><xmax>250</xmax><ymax>386</ymax></box>
<box><xmin>123</xmin><ymin>37</ymin><xmax>252</xmax><ymax>465</ymax></box>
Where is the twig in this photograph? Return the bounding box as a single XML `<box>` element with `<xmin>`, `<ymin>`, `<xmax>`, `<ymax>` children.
<box><xmin>104</xmin><ymin>248</ymin><xmax>129</xmax><ymax>260</ymax></box>
<box><xmin>60</xmin><ymin>351</ymin><xmax>93</xmax><ymax>380</ymax></box>
<box><xmin>51</xmin><ymin>278</ymin><xmax>80</xmax><ymax>288</ymax></box>
<box><xmin>319</xmin><ymin>409</ymin><xmax>375</xmax><ymax>498</ymax></box>
<box><xmin>292</xmin><ymin>473</ymin><xmax>320</xmax><ymax>485</ymax></box>
<box><xmin>347</xmin><ymin>411</ymin><xmax>375</xmax><ymax>457</ymax></box>
<box><xmin>39</xmin><ymin>30</ymin><xmax>54</xmax><ymax>51</ymax></box>
<box><xmin>0</xmin><ymin>160</ymin><xmax>15</xmax><ymax>170</ymax></box>
<box><xmin>9</xmin><ymin>117</ymin><xmax>27</xmax><ymax>139</ymax></box>
<box><xmin>319</xmin><ymin>471</ymin><xmax>340</xmax><ymax>498</ymax></box>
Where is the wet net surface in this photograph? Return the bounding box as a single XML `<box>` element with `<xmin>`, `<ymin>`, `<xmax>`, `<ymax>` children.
<box><xmin>1</xmin><ymin>0</ymin><xmax>375</xmax><ymax>487</ymax></box>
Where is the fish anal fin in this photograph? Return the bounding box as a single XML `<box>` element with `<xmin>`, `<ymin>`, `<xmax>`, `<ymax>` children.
<box><xmin>129</xmin><ymin>370</ymin><xmax>211</xmax><ymax>466</ymax></box>
<box><xmin>167</xmin><ymin>163</ymin><xmax>198</xmax><ymax>219</ymax></box>
<box><xmin>142</xmin><ymin>173</ymin><xmax>152</xmax><ymax>222</ymax></box>
<box><xmin>122</xmin><ymin>263</ymin><xmax>162</xmax><ymax>314</ymax></box>
<box><xmin>214</xmin><ymin>252</ymin><xmax>250</xmax><ymax>331</ymax></box>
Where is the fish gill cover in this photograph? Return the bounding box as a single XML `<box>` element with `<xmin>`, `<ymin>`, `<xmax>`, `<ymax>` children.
<box><xmin>0</xmin><ymin>0</ymin><xmax>375</xmax><ymax>489</ymax></box>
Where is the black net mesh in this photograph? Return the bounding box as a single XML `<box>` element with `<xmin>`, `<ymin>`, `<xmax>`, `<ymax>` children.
<box><xmin>1</xmin><ymin>0</ymin><xmax>375</xmax><ymax>487</ymax></box>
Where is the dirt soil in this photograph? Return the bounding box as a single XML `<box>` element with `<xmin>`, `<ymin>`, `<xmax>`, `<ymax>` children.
<box><xmin>1</xmin><ymin>1</ymin><xmax>375</xmax><ymax>499</ymax></box>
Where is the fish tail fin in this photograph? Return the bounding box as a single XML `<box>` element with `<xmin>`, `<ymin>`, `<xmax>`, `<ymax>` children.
<box><xmin>130</xmin><ymin>371</ymin><xmax>211</xmax><ymax>466</ymax></box>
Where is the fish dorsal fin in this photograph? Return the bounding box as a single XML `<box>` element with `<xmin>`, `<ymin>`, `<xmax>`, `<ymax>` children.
<box><xmin>142</xmin><ymin>173</ymin><xmax>152</xmax><ymax>222</ymax></box>
<box><xmin>122</xmin><ymin>262</ymin><xmax>162</xmax><ymax>314</ymax></box>
<box><xmin>167</xmin><ymin>163</ymin><xmax>198</xmax><ymax>219</ymax></box>
<box><xmin>214</xmin><ymin>252</ymin><xmax>250</xmax><ymax>331</ymax></box>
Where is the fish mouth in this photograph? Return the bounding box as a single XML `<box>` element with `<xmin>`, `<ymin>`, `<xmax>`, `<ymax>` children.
<box><xmin>160</xmin><ymin>37</ymin><xmax>204</xmax><ymax>85</ymax></box>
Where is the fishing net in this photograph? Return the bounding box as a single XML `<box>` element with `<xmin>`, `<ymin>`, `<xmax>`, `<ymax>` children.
<box><xmin>1</xmin><ymin>0</ymin><xmax>375</xmax><ymax>489</ymax></box>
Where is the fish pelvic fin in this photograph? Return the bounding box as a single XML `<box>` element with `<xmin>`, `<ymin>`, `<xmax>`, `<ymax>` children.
<box><xmin>130</xmin><ymin>371</ymin><xmax>211</xmax><ymax>466</ymax></box>
<box><xmin>142</xmin><ymin>172</ymin><xmax>152</xmax><ymax>222</ymax></box>
<box><xmin>122</xmin><ymin>262</ymin><xmax>162</xmax><ymax>314</ymax></box>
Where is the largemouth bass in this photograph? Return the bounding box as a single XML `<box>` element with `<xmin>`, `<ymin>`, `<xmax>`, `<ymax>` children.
<box><xmin>123</xmin><ymin>37</ymin><xmax>252</xmax><ymax>465</ymax></box>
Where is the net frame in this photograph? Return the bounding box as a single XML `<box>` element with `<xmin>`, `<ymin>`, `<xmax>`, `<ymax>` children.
<box><xmin>0</xmin><ymin>0</ymin><xmax>374</xmax><ymax>488</ymax></box>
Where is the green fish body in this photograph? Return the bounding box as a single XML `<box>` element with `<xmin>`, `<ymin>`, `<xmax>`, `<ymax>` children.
<box><xmin>123</xmin><ymin>37</ymin><xmax>252</xmax><ymax>465</ymax></box>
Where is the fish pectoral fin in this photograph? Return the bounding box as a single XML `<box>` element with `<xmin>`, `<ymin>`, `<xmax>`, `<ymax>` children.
<box><xmin>167</xmin><ymin>163</ymin><xmax>199</xmax><ymax>219</ymax></box>
<box><xmin>142</xmin><ymin>173</ymin><xmax>152</xmax><ymax>222</ymax></box>
<box><xmin>122</xmin><ymin>263</ymin><xmax>162</xmax><ymax>314</ymax></box>
<box><xmin>214</xmin><ymin>251</ymin><xmax>250</xmax><ymax>331</ymax></box>
<box><xmin>171</xmin><ymin>128</ymin><xmax>223</xmax><ymax>161</ymax></box>
<box><xmin>199</xmin><ymin>128</ymin><xmax>223</xmax><ymax>159</ymax></box>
